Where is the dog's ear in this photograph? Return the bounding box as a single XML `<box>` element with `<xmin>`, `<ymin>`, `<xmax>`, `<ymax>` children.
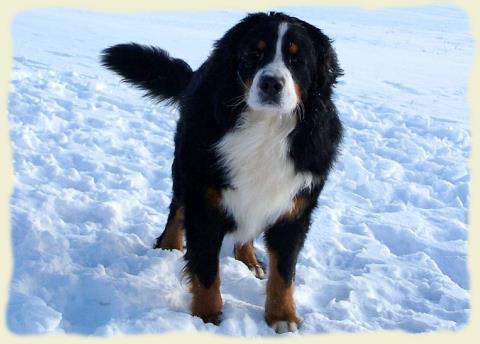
<box><xmin>297</xmin><ymin>20</ymin><xmax>343</xmax><ymax>97</ymax></box>
<box><xmin>207</xmin><ymin>13</ymin><xmax>270</xmax><ymax>128</ymax></box>
<box><xmin>209</xmin><ymin>12</ymin><xmax>269</xmax><ymax>70</ymax></box>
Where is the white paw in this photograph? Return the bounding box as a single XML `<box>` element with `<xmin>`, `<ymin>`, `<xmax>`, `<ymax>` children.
<box><xmin>249</xmin><ymin>264</ymin><xmax>266</xmax><ymax>279</ymax></box>
<box><xmin>271</xmin><ymin>320</ymin><xmax>298</xmax><ymax>334</ymax></box>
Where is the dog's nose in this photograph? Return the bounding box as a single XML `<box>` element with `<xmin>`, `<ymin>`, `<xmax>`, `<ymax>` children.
<box><xmin>259</xmin><ymin>75</ymin><xmax>285</xmax><ymax>97</ymax></box>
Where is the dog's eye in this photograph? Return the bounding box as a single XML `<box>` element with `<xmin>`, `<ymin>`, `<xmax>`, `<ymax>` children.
<box><xmin>243</xmin><ymin>50</ymin><xmax>263</xmax><ymax>62</ymax></box>
<box><xmin>288</xmin><ymin>56</ymin><xmax>299</xmax><ymax>65</ymax></box>
<box><xmin>287</xmin><ymin>42</ymin><xmax>300</xmax><ymax>65</ymax></box>
<box><xmin>253</xmin><ymin>50</ymin><xmax>264</xmax><ymax>59</ymax></box>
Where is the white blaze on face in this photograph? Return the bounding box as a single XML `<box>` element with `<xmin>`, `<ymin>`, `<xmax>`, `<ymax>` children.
<box><xmin>246</xmin><ymin>22</ymin><xmax>298</xmax><ymax>114</ymax></box>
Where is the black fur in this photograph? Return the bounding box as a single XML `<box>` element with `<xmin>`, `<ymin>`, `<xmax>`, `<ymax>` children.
<box><xmin>264</xmin><ymin>183</ymin><xmax>324</xmax><ymax>286</ymax></box>
<box><xmin>102</xmin><ymin>11</ymin><xmax>343</xmax><ymax>325</ymax></box>
<box><xmin>101</xmin><ymin>43</ymin><xmax>193</xmax><ymax>103</ymax></box>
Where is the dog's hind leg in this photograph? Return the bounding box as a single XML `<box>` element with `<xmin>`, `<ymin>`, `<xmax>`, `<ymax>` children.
<box><xmin>154</xmin><ymin>200</ymin><xmax>185</xmax><ymax>251</ymax></box>
<box><xmin>234</xmin><ymin>240</ymin><xmax>266</xmax><ymax>279</ymax></box>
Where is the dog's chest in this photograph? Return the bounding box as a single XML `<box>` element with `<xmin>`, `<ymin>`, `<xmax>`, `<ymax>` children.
<box><xmin>216</xmin><ymin>113</ymin><xmax>313</xmax><ymax>243</ymax></box>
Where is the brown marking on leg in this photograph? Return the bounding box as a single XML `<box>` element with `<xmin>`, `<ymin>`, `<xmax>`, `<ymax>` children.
<box><xmin>206</xmin><ymin>187</ymin><xmax>222</xmax><ymax>210</ymax></box>
<box><xmin>158</xmin><ymin>206</ymin><xmax>184</xmax><ymax>251</ymax></box>
<box><xmin>279</xmin><ymin>195</ymin><xmax>308</xmax><ymax>222</ymax></box>
<box><xmin>265</xmin><ymin>251</ymin><xmax>299</xmax><ymax>330</ymax></box>
<box><xmin>234</xmin><ymin>240</ymin><xmax>265</xmax><ymax>279</ymax></box>
<box><xmin>234</xmin><ymin>240</ymin><xmax>257</xmax><ymax>265</ymax></box>
<box><xmin>190</xmin><ymin>272</ymin><xmax>223</xmax><ymax>324</ymax></box>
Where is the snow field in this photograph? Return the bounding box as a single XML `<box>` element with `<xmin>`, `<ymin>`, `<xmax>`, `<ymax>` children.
<box><xmin>7</xmin><ymin>6</ymin><xmax>473</xmax><ymax>336</ymax></box>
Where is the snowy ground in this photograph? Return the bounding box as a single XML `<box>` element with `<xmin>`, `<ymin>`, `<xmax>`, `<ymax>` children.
<box><xmin>7</xmin><ymin>5</ymin><xmax>473</xmax><ymax>336</ymax></box>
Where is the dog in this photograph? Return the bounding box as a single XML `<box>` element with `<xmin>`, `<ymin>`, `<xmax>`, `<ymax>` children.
<box><xmin>101</xmin><ymin>11</ymin><xmax>343</xmax><ymax>333</ymax></box>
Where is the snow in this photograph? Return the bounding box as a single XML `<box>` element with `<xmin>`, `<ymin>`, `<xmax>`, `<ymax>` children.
<box><xmin>7</xmin><ymin>5</ymin><xmax>473</xmax><ymax>336</ymax></box>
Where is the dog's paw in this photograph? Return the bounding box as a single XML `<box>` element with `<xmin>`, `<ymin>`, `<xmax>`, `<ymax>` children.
<box><xmin>194</xmin><ymin>311</ymin><xmax>223</xmax><ymax>325</ymax></box>
<box><xmin>249</xmin><ymin>263</ymin><xmax>266</xmax><ymax>279</ymax></box>
<box><xmin>270</xmin><ymin>320</ymin><xmax>298</xmax><ymax>334</ymax></box>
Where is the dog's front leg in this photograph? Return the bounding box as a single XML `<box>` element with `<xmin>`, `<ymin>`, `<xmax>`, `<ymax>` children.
<box><xmin>189</xmin><ymin>268</ymin><xmax>223</xmax><ymax>325</ymax></box>
<box><xmin>263</xmin><ymin>217</ymin><xmax>310</xmax><ymax>333</ymax></box>
<box><xmin>183</xmin><ymin>191</ymin><xmax>228</xmax><ymax>325</ymax></box>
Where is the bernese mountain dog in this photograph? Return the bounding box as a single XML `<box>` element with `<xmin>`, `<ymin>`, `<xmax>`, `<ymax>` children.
<box><xmin>101</xmin><ymin>11</ymin><xmax>343</xmax><ymax>333</ymax></box>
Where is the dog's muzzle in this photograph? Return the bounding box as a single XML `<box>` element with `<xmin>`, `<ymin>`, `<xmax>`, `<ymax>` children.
<box><xmin>259</xmin><ymin>75</ymin><xmax>285</xmax><ymax>104</ymax></box>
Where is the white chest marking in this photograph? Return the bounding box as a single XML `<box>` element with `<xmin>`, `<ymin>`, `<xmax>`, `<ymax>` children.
<box><xmin>215</xmin><ymin>112</ymin><xmax>314</xmax><ymax>243</ymax></box>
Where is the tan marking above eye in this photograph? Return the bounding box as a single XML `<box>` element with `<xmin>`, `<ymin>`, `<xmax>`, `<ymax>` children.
<box><xmin>257</xmin><ymin>40</ymin><xmax>267</xmax><ymax>50</ymax></box>
<box><xmin>288</xmin><ymin>42</ymin><xmax>299</xmax><ymax>55</ymax></box>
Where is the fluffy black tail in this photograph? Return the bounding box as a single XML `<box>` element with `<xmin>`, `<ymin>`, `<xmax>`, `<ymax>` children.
<box><xmin>101</xmin><ymin>43</ymin><xmax>193</xmax><ymax>103</ymax></box>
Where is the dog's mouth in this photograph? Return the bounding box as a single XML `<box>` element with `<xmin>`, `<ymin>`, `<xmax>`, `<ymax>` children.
<box><xmin>247</xmin><ymin>97</ymin><xmax>297</xmax><ymax>116</ymax></box>
<box><xmin>261</xmin><ymin>98</ymin><xmax>281</xmax><ymax>106</ymax></box>
<box><xmin>246</xmin><ymin>93</ymin><xmax>297</xmax><ymax>115</ymax></box>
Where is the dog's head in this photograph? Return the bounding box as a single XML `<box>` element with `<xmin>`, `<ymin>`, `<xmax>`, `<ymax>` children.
<box><xmin>211</xmin><ymin>12</ymin><xmax>342</xmax><ymax>116</ymax></box>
